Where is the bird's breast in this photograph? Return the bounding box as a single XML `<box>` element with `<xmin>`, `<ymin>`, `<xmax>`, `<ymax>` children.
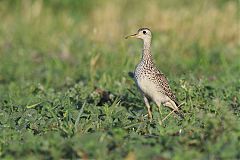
<box><xmin>134</xmin><ymin>62</ymin><xmax>145</xmax><ymax>80</ymax></box>
<box><xmin>136</xmin><ymin>76</ymin><xmax>161</xmax><ymax>98</ymax></box>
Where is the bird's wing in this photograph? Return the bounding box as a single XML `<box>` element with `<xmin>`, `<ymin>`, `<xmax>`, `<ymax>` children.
<box><xmin>155</xmin><ymin>71</ymin><xmax>179</xmax><ymax>106</ymax></box>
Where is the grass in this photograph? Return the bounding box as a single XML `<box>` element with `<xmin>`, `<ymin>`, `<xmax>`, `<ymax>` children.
<box><xmin>0</xmin><ymin>0</ymin><xmax>239</xmax><ymax>159</ymax></box>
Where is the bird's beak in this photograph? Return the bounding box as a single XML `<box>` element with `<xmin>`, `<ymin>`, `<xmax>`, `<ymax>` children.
<box><xmin>125</xmin><ymin>33</ymin><xmax>138</xmax><ymax>39</ymax></box>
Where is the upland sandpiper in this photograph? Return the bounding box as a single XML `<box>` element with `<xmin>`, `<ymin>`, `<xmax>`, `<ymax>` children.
<box><xmin>126</xmin><ymin>28</ymin><xmax>183</xmax><ymax>122</ymax></box>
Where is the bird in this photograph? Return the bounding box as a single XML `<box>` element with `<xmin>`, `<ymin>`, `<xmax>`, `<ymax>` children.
<box><xmin>125</xmin><ymin>28</ymin><xmax>183</xmax><ymax>122</ymax></box>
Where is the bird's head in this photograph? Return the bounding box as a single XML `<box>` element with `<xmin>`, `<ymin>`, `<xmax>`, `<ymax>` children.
<box><xmin>125</xmin><ymin>28</ymin><xmax>152</xmax><ymax>41</ymax></box>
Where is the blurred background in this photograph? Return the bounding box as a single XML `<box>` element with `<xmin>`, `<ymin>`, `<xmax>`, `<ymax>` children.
<box><xmin>0</xmin><ymin>0</ymin><xmax>239</xmax><ymax>89</ymax></box>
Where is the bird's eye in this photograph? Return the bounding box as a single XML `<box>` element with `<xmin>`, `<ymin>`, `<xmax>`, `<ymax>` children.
<box><xmin>143</xmin><ymin>31</ymin><xmax>147</xmax><ymax>34</ymax></box>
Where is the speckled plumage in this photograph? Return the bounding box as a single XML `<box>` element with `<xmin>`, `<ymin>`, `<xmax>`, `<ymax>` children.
<box><xmin>134</xmin><ymin>48</ymin><xmax>178</xmax><ymax>106</ymax></box>
<box><xmin>126</xmin><ymin>28</ymin><xmax>182</xmax><ymax>121</ymax></box>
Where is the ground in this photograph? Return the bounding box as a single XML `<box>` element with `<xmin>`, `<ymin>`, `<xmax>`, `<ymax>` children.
<box><xmin>0</xmin><ymin>0</ymin><xmax>239</xmax><ymax>159</ymax></box>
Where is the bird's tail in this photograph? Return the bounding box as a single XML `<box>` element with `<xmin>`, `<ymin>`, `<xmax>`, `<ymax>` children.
<box><xmin>164</xmin><ymin>101</ymin><xmax>184</xmax><ymax>119</ymax></box>
<box><xmin>174</xmin><ymin>110</ymin><xmax>184</xmax><ymax>119</ymax></box>
<box><xmin>175</xmin><ymin>102</ymin><xmax>185</xmax><ymax>119</ymax></box>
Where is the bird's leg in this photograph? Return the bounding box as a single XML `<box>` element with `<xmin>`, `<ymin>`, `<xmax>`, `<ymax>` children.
<box><xmin>157</xmin><ymin>103</ymin><xmax>162</xmax><ymax>115</ymax></box>
<box><xmin>156</xmin><ymin>103</ymin><xmax>163</xmax><ymax>125</ymax></box>
<box><xmin>143</xmin><ymin>96</ymin><xmax>152</xmax><ymax>122</ymax></box>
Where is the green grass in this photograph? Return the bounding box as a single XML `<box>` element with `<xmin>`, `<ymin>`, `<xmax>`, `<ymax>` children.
<box><xmin>0</xmin><ymin>0</ymin><xmax>239</xmax><ymax>159</ymax></box>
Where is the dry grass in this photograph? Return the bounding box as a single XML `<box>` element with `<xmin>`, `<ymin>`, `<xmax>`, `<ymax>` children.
<box><xmin>1</xmin><ymin>0</ymin><xmax>238</xmax><ymax>49</ymax></box>
<box><xmin>86</xmin><ymin>1</ymin><xmax>238</xmax><ymax>48</ymax></box>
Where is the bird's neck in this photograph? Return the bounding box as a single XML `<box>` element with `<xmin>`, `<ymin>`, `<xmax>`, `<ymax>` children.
<box><xmin>141</xmin><ymin>39</ymin><xmax>153</xmax><ymax>63</ymax></box>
